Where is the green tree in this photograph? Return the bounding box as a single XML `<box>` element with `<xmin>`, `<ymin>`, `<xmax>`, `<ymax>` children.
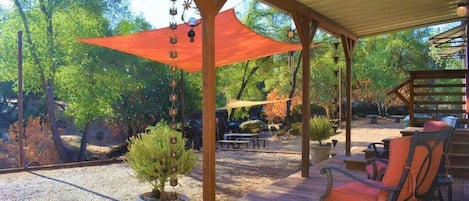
<box><xmin>0</xmin><ymin>0</ymin><xmax>139</xmax><ymax>162</ymax></box>
<box><xmin>353</xmin><ymin>29</ymin><xmax>437</xmax><ymax>105</ymax></box>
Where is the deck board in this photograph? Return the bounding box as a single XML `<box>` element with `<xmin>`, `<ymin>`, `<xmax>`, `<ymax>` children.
<box><xmin>244</xmin><ymin>155</ymin><xmax>468</xmax><ymax>201</ymax></box>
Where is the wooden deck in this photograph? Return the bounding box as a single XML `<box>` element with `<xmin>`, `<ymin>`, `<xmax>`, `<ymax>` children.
<box><xmin>244</xmin><ymin>154</ymin><xmax>469</xmax><ymax>201</ymax></box>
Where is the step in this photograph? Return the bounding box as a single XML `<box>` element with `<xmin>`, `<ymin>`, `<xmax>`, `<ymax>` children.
<box><xmin>448</xmin><ymin>165</ymin><xmax>469</xmax><ymax>179</ymax></box>
<box><xmin>452</xmin><ymin>129</ymin><xmax>469</xmax><ymax>141</ymax></box>
<box><xmin>449</xmin><ymin>142</ymin><xmax>469</xmax><ymax>154</ymax></box>
<box><xmin>448</xmin><ymin>153</ymin><xmax>469</xmax><ymax>167</ymax></box>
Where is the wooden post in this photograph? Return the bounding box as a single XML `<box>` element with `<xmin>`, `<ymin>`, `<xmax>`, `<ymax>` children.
<box><xmin>338</xmin><ymin>67</ymin><xmax>342</xmax><ymax>128</ymax></box>
<box><xmin>292</xmin><ymin>14</ymin><xmax>318</xmax><ymax>177</ymax></box>
<box><xmin>17</xmin><ymin>31</ymin><xmax>25</xmax><ymax>168</ymax></box>
<box><xmin>464</xmin><ymin>19</ymin><xmax>469</xmax><ymax>118</ymax></box>
<box><xmin>409</xmin><ymin>73</ymin><xmax>415</xmax><ymax>127</ymax></box>
<box><xmin>194</xmin><ymin>1</ymin><xmax>226</xmax><ymax>200</ymax></box>
<box><xmin>341</xmin><ymin>36</ymin><xmax>356</xmax><ymax>156</ymax></box>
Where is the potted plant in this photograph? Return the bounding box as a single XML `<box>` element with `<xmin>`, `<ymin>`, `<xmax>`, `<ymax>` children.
<box><xmin>126</xmin><ymin>121</ymin><xmax>197</xmax><ymax>201</ymax></box>
<box><xmin>300</xmin><ymin>116</ymin><xmax>334</xmax><ymax>164</ymax></box>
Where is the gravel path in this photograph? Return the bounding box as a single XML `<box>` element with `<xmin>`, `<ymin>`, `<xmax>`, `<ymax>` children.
<box><xmin>0</xmin><ymin>117</ymin><xmax>404</xmax><ymax>201</ymax></box>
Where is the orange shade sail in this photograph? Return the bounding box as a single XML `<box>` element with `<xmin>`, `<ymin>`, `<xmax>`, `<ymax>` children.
<box><xmin>78</xmin><ymin>9</ymin><xmax>304</xmax><ymax>72</ymax></box>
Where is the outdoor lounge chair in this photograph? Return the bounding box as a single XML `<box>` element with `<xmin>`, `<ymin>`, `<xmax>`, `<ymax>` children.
<box><xmin>320</xmin><ymin>128</ymin><xmax>452</xmax><ymax>201</ymax></box>
<box><xmin>366</xmin><ymin>120</ymin><xmax>452</xmax><ymax>181</ymax></box>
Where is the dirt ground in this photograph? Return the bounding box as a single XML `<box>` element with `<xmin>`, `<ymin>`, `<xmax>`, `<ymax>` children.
<box><xmin>190</xmin><ymin>116</ymin><xmax>405</xmax><ymax>200</ymax></box>
<box><xmin>0</xmin><ymin>117</ymin><xmax>406</xmax><ymax>201</ymax></box>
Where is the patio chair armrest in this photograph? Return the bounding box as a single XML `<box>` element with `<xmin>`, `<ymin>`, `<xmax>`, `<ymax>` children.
<box><xmin>366</xmin><ymin>157</ymin><xmax>388</xmax><ymax>166</ymax></box>
<box><xmin>320</xmin><ymin>165</ymin><xmax>399</xmax><ymax>200</ymax></box>
<box><xmin>368</xmin><ymin>142</ymin><xmax>384</xmax><ymax>152</ymax></box>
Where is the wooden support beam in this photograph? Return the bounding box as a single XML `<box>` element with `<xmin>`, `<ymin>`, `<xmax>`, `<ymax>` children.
<box><xmin>409</xmin><ymin>74</ymin><xmax>415</xmax><ymax>127</ymax></box>
<box><xmin>292</xmin><ymin>13</ymin><xmax>318</xmax><ymax>178</ymax></box>
<box><xmin>340</xmin><ymin>36</ymin><xmax>356</xmax><ymax>156</ymax></box>
<box><xmin>260</xmin><ymin>0</ymin><xmax>358</xmax><ymax>41</ymax></box>
<box><xmin>193</xmin><ymin>1</ymin><xmax>226</xmax><ymax>200</ymax></box>
<box><xmin>393</xmin><ymin>91</ymin><xmax>410</xmax><ymax>108</ymax></box>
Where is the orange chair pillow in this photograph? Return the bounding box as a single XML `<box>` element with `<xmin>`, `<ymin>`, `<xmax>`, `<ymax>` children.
<box><xmin>423</xmin><ymin>121</ymin><xmax>450</xmax><ymax>132</ymax></box>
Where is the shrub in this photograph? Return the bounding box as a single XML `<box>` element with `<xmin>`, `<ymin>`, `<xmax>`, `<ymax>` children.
<box><xmin>0</xmin><ymin>117</ymin><xmax>61</xmax><ymax>168</ymax></box>
<box><xmin>126</xmin><ymin>122</ymin><xmax>197</xmax><ymax>197</ymax></box>
<box><xmin>288</xmin><ymin>122</ymin><xmax>301</xmax><ymax>136</ymax></box>
<box><xmin>297</xmin><ymin>116</ymin><xmax>333</xmax><ymax>145</ymax></box>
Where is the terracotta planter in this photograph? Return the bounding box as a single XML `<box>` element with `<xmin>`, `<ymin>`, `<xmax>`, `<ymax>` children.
<box><xmin>137</xmin><ymin>192</ymin><xmax>189</xmax><ymax>201</ymax></box>
<box><xmin>310</xmin><ymin>143</ymin><xmax>331</xmax><ymax>164</ymax></box>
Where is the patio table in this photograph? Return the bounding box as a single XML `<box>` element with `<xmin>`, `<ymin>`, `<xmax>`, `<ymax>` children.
<box><xmin>223</xmin><ymin>133</ymin><xmax>261</xmax><ymax>148</ymax></box>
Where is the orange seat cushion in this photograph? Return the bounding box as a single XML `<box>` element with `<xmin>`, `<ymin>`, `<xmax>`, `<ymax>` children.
<box><xmin>379</xmin><ymin>134</ymin><xmax>444</xmax><ymax>200</ymax></box>
<box><xmin>379</xmin><ymin>136</ymin><xmax>412</xmax><ymax>199</ymax></box>
<box><xmin>325</xmin><ymin>180</ymin><xmax>380</xmax><ymax>201</ymax></box>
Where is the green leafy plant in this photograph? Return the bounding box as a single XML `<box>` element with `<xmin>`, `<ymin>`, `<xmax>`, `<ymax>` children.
<box><xmin>288</xmin><ymin>122</ymin><xmax>301</xmax><ymax>136</ymax></box>
<box><xmin>126</xmin><ymin>122</ymin><xmax>197</xmax><ymax>198</ymax></box>
<box><xmin>298</xmin><ymin>116</ymin><xmax>334</xmax><ymax>145</ymax></box>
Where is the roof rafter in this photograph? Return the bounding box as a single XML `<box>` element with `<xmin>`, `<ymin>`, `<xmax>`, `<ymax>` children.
<box><xmin>260</xmin><ymin>0</ymin><xmax>358</xmax><ymax>40</ymax></box>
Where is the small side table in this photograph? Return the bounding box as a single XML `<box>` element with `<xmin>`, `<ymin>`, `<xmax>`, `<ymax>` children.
<box><xmin>400</xmin><ymin>127</ymin><xmax>422</xmax><ymax>137</ymax></box>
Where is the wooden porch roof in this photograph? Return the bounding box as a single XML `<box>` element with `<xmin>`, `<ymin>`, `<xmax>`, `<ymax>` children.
<box><xmin>261</xmin><ymin>0</ymin><xmax>465</xmax><ymax>39</ymax></box>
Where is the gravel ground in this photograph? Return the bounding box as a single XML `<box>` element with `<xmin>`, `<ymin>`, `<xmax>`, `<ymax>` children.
<box><xmin>0</xmin><ymin>117</ymin><xmax>404</xmax><ymax>201</ymax></box>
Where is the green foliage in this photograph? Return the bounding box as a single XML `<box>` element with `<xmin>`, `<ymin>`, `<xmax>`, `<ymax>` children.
<box><xmin>352</xmin><ymin>28</ymin><xmax>437</xmax><ymax>104</ymax></box>
<box><xmin>239</xmin><ymin>119</ymin><xmax>267</xmax><ymax>133</ymax></box>
<box><xmin>298</xmin><ymin>116</ymin><xmax>333</xmax><ymax>145</ymax></box>
<box><xmin>126</xmin><ymin>122</ymin><xmax>197</xmax><ymax>194</ymax></box>
<box><xmin>290</xmin><ymin>105</ymin><xmax>303</xmax><ymax>123</ymax></box>
<box><xmin>288</xmin><ymin>122</ymin><xmax>301</xmax><ymax>136</ymax></box>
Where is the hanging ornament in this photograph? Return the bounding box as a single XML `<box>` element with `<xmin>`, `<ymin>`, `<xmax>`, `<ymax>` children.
<box><xmin>170</xmin><ymin>178</ymin><xmax>178</xmax><ymax>186</ymax></box>
<box><xmin>168</xmin><ymin>0</ymin><xmax>179</xmax><ymax>130</ymax></box>
<box><xmin>170</xmin><ymin>137</ymin><xmax>177</xmax><ymax>144</ymax></box>
<box><xmin>181</xmin><ymin>0</ymin><xmax>201</xmax><ymax>42</ymax></box>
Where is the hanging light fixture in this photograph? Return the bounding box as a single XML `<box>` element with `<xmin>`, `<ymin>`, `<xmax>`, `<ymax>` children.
<box><xmin>181</xmin><ymin>0</ymin><xmax>201</xmax><ymax>42</ymax></box>
<box><xmin>457</xmin><ymin>2</ymin><xmax>467</xmax><ymax>17</ymax></box>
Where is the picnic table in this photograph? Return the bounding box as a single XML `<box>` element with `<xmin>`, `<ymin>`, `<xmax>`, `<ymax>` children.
<box><xmin>389</xmin><ymin>115</ymin><xmax>405</xmax><ymax>123</ymax></box>
<box><xmin>222</xmin><ymin>133</ymin><xmax>264</xmax><ymax>148</ymax></box>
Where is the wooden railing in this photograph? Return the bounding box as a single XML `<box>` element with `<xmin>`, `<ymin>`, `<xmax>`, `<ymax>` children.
<box><xmin>386</xmin><ymin>70</ymin><xmax>469</xmax><ymax>127</ymax></box>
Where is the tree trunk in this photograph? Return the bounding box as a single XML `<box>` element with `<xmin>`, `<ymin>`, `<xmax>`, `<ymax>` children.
<box><xmin>228</xmin><ymin>60</ymin><xmax>259</xmax><ymax>121</ymax></box>
<box><xmin>14</xmin><ymin>0</ymin><xmax>71</xmax><ymax>162</ymax></box>
<box><xmin>45</xmin><ymin>81</ymin><xmax>71</xmax><ymax>162</ymax></box>
<box><xmin>285</xmin><ymin>52</ymin><xmax>302</xmax><ymax>125</ymax></box>
<box><xmin>78</xmin><ymin>122</ymin><xmax>91</xmax><ymax>161</ymax></box>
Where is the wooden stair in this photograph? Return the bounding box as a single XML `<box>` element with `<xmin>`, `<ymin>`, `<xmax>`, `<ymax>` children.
<box><xmin>344</xmin><ymin>128</ymin><xmax>469</xmax><ymax>179</ymax></box>
<box><xmin>448</xmin><ymin>129</ymin><xmax>469</xmax><ymax>178</ymax></box>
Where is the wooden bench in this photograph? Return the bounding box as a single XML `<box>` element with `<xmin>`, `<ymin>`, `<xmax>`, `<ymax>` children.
<box><xmin>218</xmin><ymin>140</ymin><xmax>250</xmax><ymax>149</ymax></box>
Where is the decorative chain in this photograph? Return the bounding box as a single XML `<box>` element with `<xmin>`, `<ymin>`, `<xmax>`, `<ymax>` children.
<box><xmin>169</xmin><ymin>0</ymin><xmax>179</xmax><ymax>193</ymax></box>
<box><xmin>169</xmin><ymin>0</ymin><xmax>179</xmax><ymax>130</ymax></box>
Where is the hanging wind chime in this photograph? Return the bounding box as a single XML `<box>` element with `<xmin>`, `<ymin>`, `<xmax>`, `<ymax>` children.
<box><xmin>181</xmin><ymin>0</ymin><xmax>201</xmax><ymax>42</ymax></box>
<box><xmin>169</xmin><ymin>0</ymin><xmax>179</xmax><ymax>190</ymax></box>
<box><xmin>169</xmin><ymin>0</ymin><xmax>179</xmax><ymax>131</ymax></box>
